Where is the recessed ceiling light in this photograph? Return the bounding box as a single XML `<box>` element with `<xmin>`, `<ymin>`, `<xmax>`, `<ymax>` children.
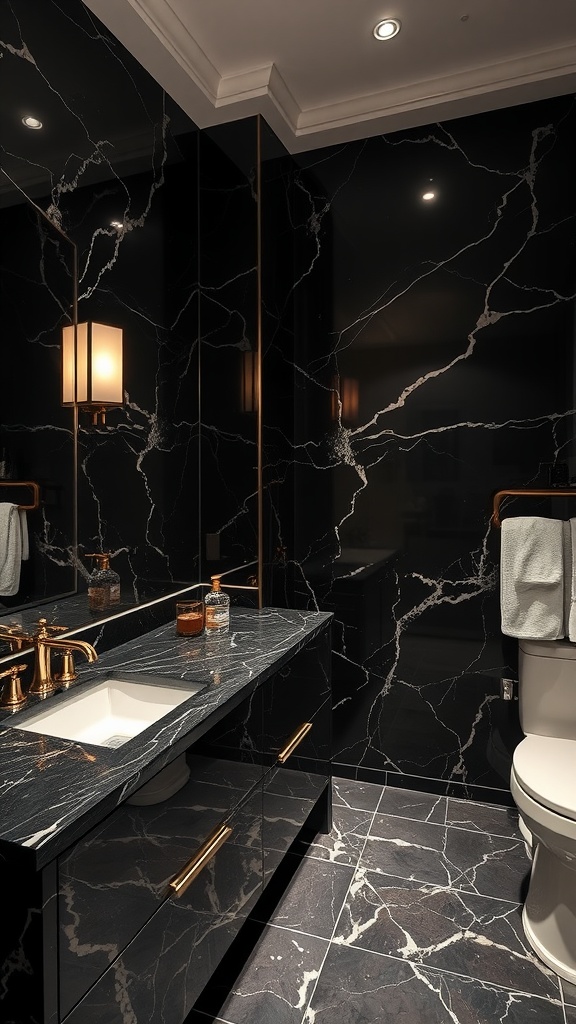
<box><xmin>373</xmin><ymin>19</ymin><xmax>401</xmax><ymax>40</ymax></box>
<box><xmin>422</xmin><ymin>191</ymin><xmax>436</xmax><ymax>201</ymax></box>
<box><xmin>22</xmin><ymin>115</ymin><xmax>43</xmax><ymax>130</ymax></box>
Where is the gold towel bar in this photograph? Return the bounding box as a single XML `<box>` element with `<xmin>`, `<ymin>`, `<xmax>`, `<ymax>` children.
<box><xmin>492</xmin><ymin>488</ymin><xmax>576</xmax><ymax>528</ymax></box>
<box><xmin>0</xmin><ymin>480</ymin><xmax>40</xmax><ymax>511</ymax></box>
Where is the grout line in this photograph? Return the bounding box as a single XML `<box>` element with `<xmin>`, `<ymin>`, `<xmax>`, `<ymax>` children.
<box><xmin>297</xmin><ymin>792</ymin><xmax>385</xmax><ymax>1023</ymax></box>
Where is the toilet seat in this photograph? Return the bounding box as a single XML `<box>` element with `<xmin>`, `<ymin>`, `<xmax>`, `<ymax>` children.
<box><xmin>513</xmin><ymin>735</ymin><xmax>576</xmax><ymax>821</ymax></box>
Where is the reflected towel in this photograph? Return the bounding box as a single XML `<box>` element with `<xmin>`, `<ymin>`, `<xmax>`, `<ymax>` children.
<box><xmin>568</xmin><ymin>520</ymin><xmax>576</xmax><ymax>642</ymax></box>
<box><xmin>19</xmin><ymin>509</ymin><xmax>29</xmax><ymax>561</ymax></box>
<box><xmin>0</xmin><ymin>502</ymin><xmax>23</xmax><ymax>597</ymax></box>
<box><xmin>500</xmin><ymin>516</ymin><xmax>566</xmax><ymax>639</ymax></box>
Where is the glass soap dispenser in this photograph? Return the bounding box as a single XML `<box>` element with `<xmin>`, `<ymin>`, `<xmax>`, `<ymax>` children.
<box><xmin>204</xmin><ymin>574</ymin><xmax>230</xmax><ymax>631</ymax></box>
<box><xmin>86</xmin><ymin>552</ymin><xmax>120</xmax><ymax>611</ymax></box>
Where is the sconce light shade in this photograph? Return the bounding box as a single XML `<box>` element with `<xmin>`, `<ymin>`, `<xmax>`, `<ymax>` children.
<box><xmin>62</xmin><ymin>322</ymin><xmax>124</xmax><ymax>421</ymax></box>
<box><xmin>331</xmin><ymin>375</ymin><xmax>359</xmax><ymax>423</ymax></box>
<box><xmin>241</xmin><ymin>350</ymin><xmax>258</xmax><ymax>413</ymax></box>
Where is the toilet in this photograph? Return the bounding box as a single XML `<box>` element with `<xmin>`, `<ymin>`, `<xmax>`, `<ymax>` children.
<box><xmin>511</xmin><ymin>638</ymin><xmax>576</xmax><ymax>984</ymax></box>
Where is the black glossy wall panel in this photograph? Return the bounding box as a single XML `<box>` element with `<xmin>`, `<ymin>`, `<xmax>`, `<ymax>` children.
<box><xmin>269</xmin><ymin>96</ymin><xmax>576</xmax><ymax>801</ymax></box>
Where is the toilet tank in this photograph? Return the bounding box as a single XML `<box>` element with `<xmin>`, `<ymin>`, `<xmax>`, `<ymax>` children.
<box><xmin>518</xmin><ymin>638</ymin><xmax>576</xmax><ymax>740</ymax></box>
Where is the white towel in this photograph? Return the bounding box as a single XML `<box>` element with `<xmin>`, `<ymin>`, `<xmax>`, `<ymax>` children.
<box><xmin>500</xmin><ymin>516</ymin><xmax>566</xmax><ymax>639</ymax></box>
<box><xmin>568</xmin><ymin>519</ymin><xmax>576</xmax><ymax>642</ymax></box>
<box><xmin>19</xmin><ymin>509</ymin><xmax>29</xmax><ymax>561</ymax></box>
<box><xmin>0</xmin><ymin>502</ymin><xmax>23</xmax><ymax>597</ymax></box>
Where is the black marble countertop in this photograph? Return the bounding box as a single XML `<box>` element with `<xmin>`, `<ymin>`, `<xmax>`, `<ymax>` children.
<box><xmin>0</xmin><ymin>607</ymin><xmax>331</xmax><ymax>870</ymax></box>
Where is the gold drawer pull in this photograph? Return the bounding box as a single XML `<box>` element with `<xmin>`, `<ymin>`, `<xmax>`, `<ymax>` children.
<box><xmin>277</xmin><ymin>721</ymin><xmax>313</xmax><ymax>764</ymax></box>
<box><xmin>169</xmin><ymin>824</ymin><xmax>233</xmax><ymax>897</ymax></box>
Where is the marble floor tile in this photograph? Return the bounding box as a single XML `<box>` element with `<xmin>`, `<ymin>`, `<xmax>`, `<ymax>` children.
<box><xmin>332</xmin><ymin>778</ymin><xmax>384</xmax><ymax>812</ymax></box>
<box><xmin>361</xmin><ymin>812</ymin><xmax>531</xmax><ymax>899</ymax></box>
<box><xmin>188</xmin><ymin>782</ymin><xmax>568</xmax><ymax>1024</ymax></box>
<box><xmin>252</xmin><ymin>853</ymin><xmax>355</xmax><ymax>939</ymax></box>
<box><xmin>199</xmin><ymin>924</ymin><xmax>329</xmax><ymax>1024</ymax></box>
<box><xmin>444</xmin><ymin>825</ymin><xmax>531</xmax><ymax>902</ymax></box>
<box><xmin>376</xmin><ymin>787</ymin><xmax>446</xmax><ymax>824</ymax></box>
<box><xmin>295</xmin><ymin>804</ymin><xmax>374</xmax><ymax>866</ymax></box>
<box><xmin>360</xmin><ymin>813</ymin><xmax>457</xmax><ymax>887</ymax></box>
<box><xmin>446</xmin><ymin>796</ymin><xmax>522</xmax><ymax>840</ymax></box>
<box><xmin>565</xmin><ymin>1001</ymin><xmax>576</xmax><ymax>1024</ymax></box>
<box><xmin>333</xmin><ymin>869</ymin><xmax>560</xmax><ymax>1000</ymax></box>
<box><xmin>302</xmin><ymin>944</ymin><xmax>566</xmax><ymax>1024</ymax></box>
<box><xmin>561</xmin><ymin>977</ymin><xmax>576</xmax><ymax>1007</ymax></box>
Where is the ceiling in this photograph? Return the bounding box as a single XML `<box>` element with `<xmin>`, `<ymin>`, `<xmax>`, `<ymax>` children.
<box><xmin>83</xmin><ymin>0</ymin><xmax>576</xmax><ymax>153</ymax></box>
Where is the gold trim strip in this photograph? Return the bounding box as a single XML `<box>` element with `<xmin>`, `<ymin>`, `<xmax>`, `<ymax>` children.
<box><xmin>168</xmin><ymin>824</ymin><xmax>233</xmax><ymax>897</ymax></box>
<box><xmin>277</xmin><ymin>722</ymin><xmax>313</xmax><ymax>764</ymax></box>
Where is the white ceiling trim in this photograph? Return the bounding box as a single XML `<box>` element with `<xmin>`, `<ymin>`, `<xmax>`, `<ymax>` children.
<box><xmin>295</xmin><ymin>43</ymin><xmax>576</xmax><ymax>135</ymax></box>
<box><xmin>118</xmin><ymin>0</ymin><xmax>221</xmax><ymax>101</ymax></box>
<box><xmin>83</xmin><ymin>0</ymin><xmax>576</xmax><ymax>153</ymax></box>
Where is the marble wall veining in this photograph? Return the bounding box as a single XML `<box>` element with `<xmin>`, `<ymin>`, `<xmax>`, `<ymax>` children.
<box><xmin>3</xmin><ymin>0</ymin><xmax>576</xmax><ymax>806</ymax></box>
<box><xmin>274</xmin><ymin>95</ymin><xmax>576</xmax><ymax>801</ymax></box>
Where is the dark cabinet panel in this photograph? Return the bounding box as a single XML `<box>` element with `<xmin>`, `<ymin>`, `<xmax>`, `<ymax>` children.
<box><xmin>58</xmin><ymin>755</ymin><xmax>262</xmax><ymax>1019</ymax></box>
<box><xmin>261</xmin><ymin>627</ymin><xmax>331</xmax><ymax>767</ymax></box>
<box><xmin>61</xmin><ymin>783</ymin><xmax>262</xmax><ymax>1024</ymax></box>
<box><xmin>261</xmin><ymin>628</ymin><xmax>332</xmax><ymax>884</ymax></box>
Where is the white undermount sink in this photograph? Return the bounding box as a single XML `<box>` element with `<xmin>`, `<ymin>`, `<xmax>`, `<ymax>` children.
<box><xmin>16</xmin><ymin>674</ymin><xmax>207</xmax><ymax>749</ymax></box>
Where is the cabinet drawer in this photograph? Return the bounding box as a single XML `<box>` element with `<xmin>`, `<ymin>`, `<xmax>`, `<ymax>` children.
<box><xmin>261</xmin><ymin>628</ymin><xmax>331</xmax><ymax>768</ymax></box>
<box><xmin>59</xmin><ymin>754</ymin><xmax>262</xmax><ymax>1020</ymax></box>
<box><xmin>61</xmin><ymin>782</ymin><xmax>262</xmax><ymax>1024</ymax></box>
<box><xmin>263</xmin><ymin>696</ymin><xmax>331</xmax><ymax>883</ymax></box>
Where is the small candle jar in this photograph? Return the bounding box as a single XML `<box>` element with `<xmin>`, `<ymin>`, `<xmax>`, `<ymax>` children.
<box><xmin>176</xmin><ymin>599</ymin><xmax>204</xmax><ymax>637</ymax></box>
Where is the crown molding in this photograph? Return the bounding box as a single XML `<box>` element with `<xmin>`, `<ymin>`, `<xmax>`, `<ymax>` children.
<box><xmin>294</xmin><ymin>42</ymin><xmax>576</xmax><ymax>137</ymax></box>
<box><xmin>83</xmin><ymin>1</ymin><xmax>576</xmax><ymax>153</ymax></box>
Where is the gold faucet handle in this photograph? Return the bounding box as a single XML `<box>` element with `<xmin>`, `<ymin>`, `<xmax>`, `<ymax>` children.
<box><xmin>34</xmin><ymin>618</ymin><xmax>68</xmax><ymax>639</ymax></box>
<box><xmin>56</xmin><ymin>649</ymin><xmax>78</xmax><ymax>688</ymax></box>
<box><xmin>0</xmin><ymin>625</ymin><xmax>30</xmax><ymax>652</ymax></box>
<box><xmin>0</xmin><ymin>663</ymin><xmax>27</xmax><ymax>710</ymax></box>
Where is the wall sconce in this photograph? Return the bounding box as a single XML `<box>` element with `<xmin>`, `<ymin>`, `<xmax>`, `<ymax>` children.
<box><xmin>331</xmin><ymin>375</ymin><xmax>359</xmax><ymax>424</ymax></box>
<box><xmin>241</xmin><ymin>350</ymin><xmax>259</xmax><ymax>413</ymax></box>
<box><xmin>62</xmin><ymin>322</ymin><xmax>124</xmax><ymax>425</ymax></box>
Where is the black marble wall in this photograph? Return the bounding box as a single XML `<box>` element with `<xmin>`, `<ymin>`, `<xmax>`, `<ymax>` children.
<box><xmin>270</xmin><ymin>95</ymin><xmax>576</xmax><ymax>801</ymax></box>
<box><xmin>0</xmin><ymin>1</ymin><xmax>261</xmax><ymax>620</ymax></box>
<box><xmin>3</xmin><ymin>0</ymin><xmax>575</xmax><ymax>806</ymax></box>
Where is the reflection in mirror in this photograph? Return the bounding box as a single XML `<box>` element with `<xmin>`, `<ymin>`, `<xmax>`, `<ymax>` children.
<box><xmin>0</xmin><ymin>183</ymin><xmax>77</xmax><ymax>616</ymax></box>
<box><xmin>0</xmin><ymin>0</ymin><xmax>262</xmax><ymax>665</ymax></box>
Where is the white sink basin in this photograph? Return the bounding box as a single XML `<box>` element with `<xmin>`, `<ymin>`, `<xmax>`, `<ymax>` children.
<box><xmin>16</xmin><ymin>675</ymin><xmax>207</xmax><ymax>748</ymax></box>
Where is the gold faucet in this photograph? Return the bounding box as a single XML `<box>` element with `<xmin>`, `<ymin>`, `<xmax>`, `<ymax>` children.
<box><xmin>29</xmin><ymin>620</ymin><xmax>98</xmax><ymax>698</ymax></box>
<box><xmin>0</xmin><ymin>624</ymin><xmax>29</xmax><ymax>653</ymax></box>
<box><xmin>0</xmin><ymin>619</ymin><xmax>98</xmax><ymax>701</ymax></box>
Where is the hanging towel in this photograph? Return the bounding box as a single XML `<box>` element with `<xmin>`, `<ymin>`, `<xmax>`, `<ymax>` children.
<box><xmin>568</xmin><ymin>519</ymin><xmax>576</xmax><ymax>642</ymax></box>
<box><xmin>500</xmin><ymin>516</ymin><xmax>566</xmax><ymax>639</ymax></box>
<box><xmin>0</xmin><ymin>502</ymin><xmax>23</xmax><ymax>597</ymax></box>
<box><xmin>19</xmin><ymin>509</ymin><xmax>29</xmax><ymax>562</ymax></box>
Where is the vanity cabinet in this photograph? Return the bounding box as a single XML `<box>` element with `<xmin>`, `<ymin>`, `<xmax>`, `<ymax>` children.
<box><xmin>261</xmin><ymin>626</ymin><xmax>332</xmax><ymax>883</ymax></box>
<box><xmin>61</xmin><ymin>765</ymin><xmax>263</xmax><ymax>1024</ymax></box>
<box><xmin>58</xmin><ymin>757</ymin><xmax>263</xmax><ymax>1022</ymax></box>
<box><xmin>0</xmin><ymin>614</ymin><xmax>332</xmax><ymax>1024</ymax></box>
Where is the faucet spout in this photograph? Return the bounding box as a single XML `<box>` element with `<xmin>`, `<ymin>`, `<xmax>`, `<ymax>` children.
<box><xmin>42</xmin><ymin>637</ymin><xmax>98</xmax><ymax>662</ymax></box>
<box><xmin>30</xmin><ymin>636</ymin><xmax>98</xmax><ymax>698</ymax></box>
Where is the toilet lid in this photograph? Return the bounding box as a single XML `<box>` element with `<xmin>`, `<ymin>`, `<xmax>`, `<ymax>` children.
<box><xmin>513</xmin><ymin>735</ymin><xmax>576</xmax><ymax>820</ymax></box>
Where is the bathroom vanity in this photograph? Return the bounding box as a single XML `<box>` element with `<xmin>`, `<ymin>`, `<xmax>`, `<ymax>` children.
<box><xmin>0</xmin><ymin>607</ymin><xmax>332</xmax><ymax>1024</ymax></box>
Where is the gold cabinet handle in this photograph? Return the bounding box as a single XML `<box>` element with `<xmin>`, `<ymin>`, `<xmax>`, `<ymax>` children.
<box><xmin>168</xmin><ymin>824</ymin><xmax>233</xmax><ymax>897</ymax></box>
<box><xmin>277</xmin><ymin>722</ymin><xmax>313</xmax><ymax>764</ymax></box>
